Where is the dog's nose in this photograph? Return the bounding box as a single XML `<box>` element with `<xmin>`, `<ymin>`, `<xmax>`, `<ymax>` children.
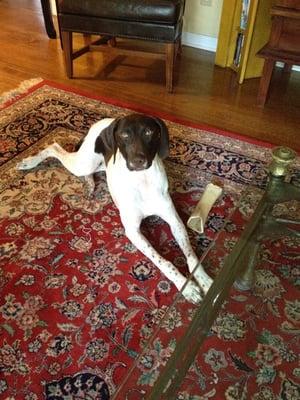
<box><xmin>128</xmin><ymin>154</ymin><xmax>148</xmax><ymax>170</ymax></box>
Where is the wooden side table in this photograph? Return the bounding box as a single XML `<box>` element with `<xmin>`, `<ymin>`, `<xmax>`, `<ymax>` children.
<box><xmin>256</xmin><ymin>3</ymin><xmax>300</xmax><ymax>106</ymax></box>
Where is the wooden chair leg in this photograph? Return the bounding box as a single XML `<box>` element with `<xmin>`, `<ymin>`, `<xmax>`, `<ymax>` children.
<box><xmin>61</xmin><ymin>31</ymin><xmax>73</xmax><ymax>78</ymax></box>
<box><xmin>176</xmin><ymin>37</ymin><xmax>182</xmax><ymax>58</ymax></box>
<box><xmin>40</xmin><ymin>0</ymin><xmax>57</xmax><ymax>38</ymax></box>
<box><xmin>166</xmin><ymin>43</ymin><xmax>175</xmax><ymax>93</ymax></box>
<box><xmin>257</xmin><ymin>58</ymin><xmax>275</xmax><ymax>107</ymax></box>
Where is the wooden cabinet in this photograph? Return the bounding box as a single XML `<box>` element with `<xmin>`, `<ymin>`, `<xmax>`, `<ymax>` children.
<box><xmin>215</xmin><ymin>0</ymin><xmax>273</xmax><ymax>83</ymax></box>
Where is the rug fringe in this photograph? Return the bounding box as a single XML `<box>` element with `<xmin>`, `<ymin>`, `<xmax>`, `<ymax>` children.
<box><xmin>0</xmin><ymin>78</ymin><xmax>43</xmax><ymax>108</ymax></box>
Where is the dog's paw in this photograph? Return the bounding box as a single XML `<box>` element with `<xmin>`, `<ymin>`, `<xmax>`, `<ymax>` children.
<box><xmin>16</xmin><ymin>157</ymin><xmax>38</xmax><ymax>170</ymax></box>
<box><xmin>181</xmin><ymin>280</ymin><xmax>203</xmax><ymax>304</ymax></box>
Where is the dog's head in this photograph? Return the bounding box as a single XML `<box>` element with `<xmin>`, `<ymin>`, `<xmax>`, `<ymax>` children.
<box><xmin>96</xmin><ymin>114</ymin><xmax>169</xmax><ymax>171</ymax></box>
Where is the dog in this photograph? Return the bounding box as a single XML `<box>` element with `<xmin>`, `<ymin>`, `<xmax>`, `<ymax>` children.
<box><xmin>17</xmin><ymin>114</ymin><xmax>213</xmax><ymax>303</ymax></box>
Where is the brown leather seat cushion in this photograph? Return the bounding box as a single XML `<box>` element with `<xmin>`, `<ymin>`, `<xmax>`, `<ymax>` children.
<box><xmin>57</xmin><ymin>0</ymin><xmax>184</xmax><ymax>25</ymax></box>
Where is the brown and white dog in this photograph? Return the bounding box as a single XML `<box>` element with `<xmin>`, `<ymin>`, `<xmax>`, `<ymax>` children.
<box><xmin>17</xmin><ymin>114</ymin><xmax>213</xmax><ymax>303</ymax></box>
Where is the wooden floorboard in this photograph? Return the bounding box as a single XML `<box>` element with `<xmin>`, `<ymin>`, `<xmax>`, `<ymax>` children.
<box><xmin>1</xmin><ymin>0</ymin><xmax>299</xmax><ymax>150</ymax></box>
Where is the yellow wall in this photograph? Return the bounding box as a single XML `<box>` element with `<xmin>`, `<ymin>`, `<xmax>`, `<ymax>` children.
<box><xmin>184</xmin><ymin>0</ymin><xmax>223</xmax><ymax>37</ymax></box>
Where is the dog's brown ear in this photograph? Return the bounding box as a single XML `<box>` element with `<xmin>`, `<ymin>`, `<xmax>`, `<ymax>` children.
<box><xmin>95</xmin><ymin>118</ymin><xmax>119</xmax><ymax>163</ymax></box>
<box><xmin>154</xmin><ymin>117</ymin><xmax>169</xmax><ymax>159</ymax></box>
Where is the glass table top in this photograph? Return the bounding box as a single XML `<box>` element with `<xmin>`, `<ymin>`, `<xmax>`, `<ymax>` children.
<box><xmin>112</xmin><ymin>151</ymin><xmax>300</xmax><ymax>399</ymax></box>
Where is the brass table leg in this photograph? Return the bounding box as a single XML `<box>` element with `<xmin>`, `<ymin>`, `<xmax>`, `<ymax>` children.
<box><xmin>234</xmin><ymin>146</ymin><xmax>298</xmax><ymax>292</ymax></box>
<box><xmin>234</xmin><ymin>240</ymin><xmax>260</xmax><ymax>291</ymax></box>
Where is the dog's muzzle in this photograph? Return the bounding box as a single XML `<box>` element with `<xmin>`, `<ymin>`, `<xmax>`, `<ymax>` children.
<box><xmin>127</xmin><ymin>154</ymin><xmax>150</xmax><ymax>171</ymax></box>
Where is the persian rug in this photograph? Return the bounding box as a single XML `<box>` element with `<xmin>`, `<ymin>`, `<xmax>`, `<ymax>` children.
<box><xmin>0</xmin><ymin>80</ymin><xmax>299</xmax><ymax>400</ymax></box>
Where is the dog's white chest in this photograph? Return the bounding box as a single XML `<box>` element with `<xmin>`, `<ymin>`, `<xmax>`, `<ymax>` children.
<box><xmin>106</xmin><ymin>152</ymin><xmax>168</xmax><ymax>217</ymax></box>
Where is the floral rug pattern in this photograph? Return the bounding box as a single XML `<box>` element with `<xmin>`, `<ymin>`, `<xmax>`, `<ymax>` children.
<box><xmin>0</xmin><ymin>82</ymin><xmax>299</xmax><ymax>400</ymax></box>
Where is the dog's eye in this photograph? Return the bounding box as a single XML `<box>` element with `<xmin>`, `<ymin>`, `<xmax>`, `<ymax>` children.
<box><xmin>144</xmin><ymin>129</ymin><xmax>153</xmax><ymax>137</ymax></box>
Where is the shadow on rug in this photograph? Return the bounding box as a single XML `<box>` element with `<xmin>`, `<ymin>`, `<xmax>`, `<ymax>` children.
<box><xmin>0</xmin><ymin>80</ymin><xmax>299</xmax><ymax>400</ymax></box>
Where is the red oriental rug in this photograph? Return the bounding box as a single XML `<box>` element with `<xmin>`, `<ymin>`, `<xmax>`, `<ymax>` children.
<box><xmin>0</xmin><ymin>80</ymin><xmax>299</xmax><ymax>400</ymax></box>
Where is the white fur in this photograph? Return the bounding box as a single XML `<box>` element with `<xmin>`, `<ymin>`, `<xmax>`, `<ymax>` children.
<box><xmin>17</xmin><ymin>118</ymin><xmax>213</xmax><ymax>303</ymax></box>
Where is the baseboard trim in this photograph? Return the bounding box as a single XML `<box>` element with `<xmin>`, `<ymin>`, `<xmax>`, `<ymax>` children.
<box><xmin>182</xmin><ymin>33</ymin><xmax>300</xmax><ymax>73</ymax></box>
<box><xmin>182</xmin><ymin>32</ymin><xmax>217</xmax><ymax>52</ymax></box>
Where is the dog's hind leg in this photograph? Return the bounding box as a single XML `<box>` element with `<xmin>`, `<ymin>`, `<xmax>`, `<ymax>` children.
<box><xmin>17</xmin><ymin>143</ymin><xmax>70</xmax><ymax>171</ymax></box>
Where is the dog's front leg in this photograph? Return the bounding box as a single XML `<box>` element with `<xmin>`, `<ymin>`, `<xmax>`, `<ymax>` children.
<box><xmin>158</xmin><ymin>201</ymin><xmax>213</xmax><ymax>294</ymax></box>
<box><xmin>123</xmin><ymin>221</ymin><xmax>203</xmax><ymax>304</ymax></box>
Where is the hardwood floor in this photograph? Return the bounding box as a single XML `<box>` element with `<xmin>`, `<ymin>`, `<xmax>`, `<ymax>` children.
<box><xmin>1</xmin><ymin>0</ymin><xmax>299</xmax><ymax>150</ymax></box>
